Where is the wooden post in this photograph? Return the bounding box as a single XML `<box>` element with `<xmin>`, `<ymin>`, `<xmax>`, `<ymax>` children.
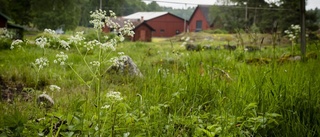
<box><xmin>300</xmin><ymin>0</ymin><xmax>306</xmax><ymax>57</ymax></box>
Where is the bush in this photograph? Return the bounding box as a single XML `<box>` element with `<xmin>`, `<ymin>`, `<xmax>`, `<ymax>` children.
<box><xmin>0</xmin><ymin>38</ymin><xmax>12</xmax><ymax>50</ymax></box>
<box><xmin>204</xmin><ymin>29</ymin><xmax>229</xmax><ymax>34</ymax></box>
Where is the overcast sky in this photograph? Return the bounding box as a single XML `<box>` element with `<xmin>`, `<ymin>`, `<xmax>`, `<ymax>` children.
<box><xmin>143</xmin><ymin>0</ymin><xmax>320</xmax><ymax>10</ymax></box>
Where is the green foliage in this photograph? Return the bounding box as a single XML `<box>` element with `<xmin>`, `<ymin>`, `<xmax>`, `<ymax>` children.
<box><xmin>0</xmin><ymin>38</ymin><xmax>12</xmax><ymax>50</ymax></box>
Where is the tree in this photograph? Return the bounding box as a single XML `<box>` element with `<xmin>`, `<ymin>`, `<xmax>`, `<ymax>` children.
<box><xmin>31</xmin><ymin>0</ymin><xmax>82</xmax><ymax>30</ymax></box>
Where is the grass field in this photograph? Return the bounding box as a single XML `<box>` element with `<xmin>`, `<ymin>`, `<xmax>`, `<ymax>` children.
<box><xmin>0</xmin><ymin>30</ymin><xmax>320</xmax><ymax>136</ymax></box>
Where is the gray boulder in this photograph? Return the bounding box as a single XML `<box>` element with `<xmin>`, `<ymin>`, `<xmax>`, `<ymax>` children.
<box><xmin>106</xmin><ymin>55</ymin><xmax>143</xmax><ymax>77</ymax></box>
<box><xmin>37</xmin><ymin>93</ymin><xmax>54</xmax><ymax>108</ymax></box>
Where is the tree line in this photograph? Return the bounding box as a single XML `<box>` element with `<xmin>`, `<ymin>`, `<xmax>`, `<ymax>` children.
<box><xmin>0</xmin><ymin>0</ymin><xmax>164</xmax><ymax>30</ymax></box>
<box><xmin>210</xmin><ymin>0</ymin><xmax>319</xmax><ymax>33</ymax></box>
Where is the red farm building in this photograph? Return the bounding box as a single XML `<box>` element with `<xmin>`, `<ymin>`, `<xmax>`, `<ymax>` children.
<box><xmin>188</xmin><ymin>5</ymin><xmax>214</xmax><ymax>32</ymax></box>
<box><xmin>124</xmin><ymin>12</ymin><xmax>187</xmax><ymax>37</ymax></box>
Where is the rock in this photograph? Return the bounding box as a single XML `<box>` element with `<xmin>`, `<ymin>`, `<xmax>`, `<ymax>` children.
<box><xmin>244</xmin><ymin>46</ymin><xmax>260</xmax><ymax>52</ymax></box>
<box><xmin>185</xmin><ymin>43</ymin><xmax>201</xmax><ymax>51</ymax></box>
<box><xmin>203</xmin><ymin>45</ymin><xmax>212</xmax><ymax>50</ymax></box>
<box><xmin>106</xmin><ymin>55</ymin><xmax>143</xmax><ymax>77</ymax></box>
<box><xmin>288</xmin><ymin>56</ymin><xmax>301</xmax><ymax>61</ymax></box>
<box><xmin>223</xmin><ymin>44</ymin><xmax>236</xmax><ymax>51</ymax></box>
<box><xmin>37</xmin><ymin>93</ymin><xmax>54</xmax><ymax>108</ymax></box>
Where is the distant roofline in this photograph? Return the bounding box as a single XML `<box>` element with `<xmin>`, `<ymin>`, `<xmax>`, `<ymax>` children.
<box><xmin>0</xmin><ymin>12</ymin><xmax>11</xmax><ymax>20</ymax></box>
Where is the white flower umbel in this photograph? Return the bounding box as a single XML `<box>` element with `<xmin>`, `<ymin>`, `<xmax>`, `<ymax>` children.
<box><xmin>49</xmin><ymin>85</ymin><xmax>61</xmax><ymax>92</ymax></box>
<box><xmin>34</xmin><ymin>57</ymin><xmax>49</xmax><ymax>69</ymax></box>
<box><xmin>59</xmin><ymin>40</ymin><xmax>70</xmax><ymax>50</ymax></box>
<box><xmin>284</xmin><ymin>24</ymin><xmax>300</xmax><ymax>42</ymax></box>
<box><xmin>101</xmin><ymin>39</ymin><xmax>116</xmax><ymax>51</ymax></box>
<box><xmin>84</xmin><ymin>40</ymin><xmax>101</xmax><ymax>51</ymax></box>
<box><xmin>68</xmin><ymin>31</ymin><xmax>85</xmax><ymax>45</ymax></box>
<box><xmin>54</xmin><ymin>52</ymin><xmax>68</xmax><ymax>66</ymax></box>
<box><xmin>106</xmin><ymin>91</ymin><xmax>123</xmax><ymax>101</ymax></box>
<box><xmin>0</xmin><ymin>28</ymin><xmax>12</xmax><ymax>39</ymax></box>
<box><xmin>90</xmin><ymin>61</ymin><xmax>100</xmax><ymax>67</ymax></box>
<box><xmin>10</xmin><ymin>39</ymin><xmax>23</xmax><ymax>50</ymax></box>
<box><xmin>44</xmin><ymin>28</ymin><xmax>57</xmax><ymax>35</ymax></box>
<box><xmin>90</xmin><ymin>9</ymin><xmax>107</xmax><ymax>30</ymax></box>
<box><xmin>118</xmin><ymin>20</ymin><xmax>135</xmax><ymax>37</ymax></box>
<box><xmin>35</xmin><ymin>37</ymin><xmax>48</xmax><ymax>48</ymax></box>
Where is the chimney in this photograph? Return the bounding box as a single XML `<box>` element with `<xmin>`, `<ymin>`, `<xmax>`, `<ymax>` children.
<box><xmin>141</xmin><ymin>16</ymin><xmax>144</xmax><ymax>22</ymax></box>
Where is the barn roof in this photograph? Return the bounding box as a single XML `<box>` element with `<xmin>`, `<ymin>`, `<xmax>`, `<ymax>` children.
<box><xmin>123</xmin><ymin>12</ymin><xmax>169</xmax><ymax>21</ymax></box>
<box><xmin>0</xmin><ymin>12</ymin><xmax>10</xmax><ymax>20</ymax></box>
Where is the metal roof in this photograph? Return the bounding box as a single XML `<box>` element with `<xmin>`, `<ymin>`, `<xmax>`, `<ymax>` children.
<box><xmin>123</xmin><ymin>12</ymin><xmax>168</xmax><ymax>21</ymax></box>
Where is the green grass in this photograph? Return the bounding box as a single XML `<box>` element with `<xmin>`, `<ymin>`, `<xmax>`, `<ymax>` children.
<box><xmin>0</xmin><ymin>32</ymin><xmax>320</xmax><ymax>136</ymax></box>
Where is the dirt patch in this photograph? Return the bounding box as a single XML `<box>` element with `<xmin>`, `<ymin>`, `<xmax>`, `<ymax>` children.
<box><xmin>0</xmin><ymin>76</ymin><xmax>31</xmax><ymax>102</ymax></box>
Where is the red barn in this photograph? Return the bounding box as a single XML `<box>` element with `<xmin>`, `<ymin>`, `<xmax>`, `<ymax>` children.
<box><xmin>124</xmin><ymin>12</ymin><xmax>186</xmax><ymax>37</ymax></box>
<box><xmin>102</xmin><ymin>17</ymin><xmax>155</xmax><ymax>42</ymax></box>
<box><xmin>188</xmin><ymin>5</ymin><xmax>213</xmax><ymax>32</ymax></box>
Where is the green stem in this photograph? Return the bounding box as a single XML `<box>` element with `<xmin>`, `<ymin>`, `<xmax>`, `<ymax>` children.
<box><xmin>97</xmin><ymin>44</ymin><xmax>102</xmax><ymax>136</ymax></box>
<box><xmin>34</xmin><ymin>68</ymin><xmax>40</xmax><ymax>89</ymax></box>
<box><xmin>68</xmin><ymin>65</ymin><xmax>90</xmax><ymax>89</ymax></box>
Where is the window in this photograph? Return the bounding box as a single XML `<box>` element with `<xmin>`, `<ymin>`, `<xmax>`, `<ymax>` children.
<box><xmin>196</xmin><ymin>20</ymin><xmax>202</xmax><ymax>32</ymax></box>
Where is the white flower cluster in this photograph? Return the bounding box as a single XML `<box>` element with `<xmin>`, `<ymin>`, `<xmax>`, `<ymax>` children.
<box><xmin>109</xmin><ymin>55</ymin><xmax>128</xmax><ymax>69</ymax></box>
<box><xmin>44</xmin><ymin>29</ymin><xmax>57</xmax><ymax>35</ymax></box>
<box><xmin>105</xmin><ymin>16</ymin><xmax>120</xmax><ymax>29</ymax></box>
<box><xmin>101</xmin><ymin>39</ymin><xmax>116</xmax><ymax>51</ymax></box>
<box><xmin>34</xmin><ymin>57</ymin><xmax>49</xmax><ymax>69</ymax></box>
<box><xmin>54</xmin><ymin>52</ymin><xmax>68</xmax><ymax>66</ymax></box>
<box><xmin>284</xmin><ymin>24</ymin><xmax>300</xmax><ymax>41</ymax></box>
<box><xmin>106</xmin><ymin>91</ymin><xmax>123</xmax><ymax>101</ymax></box>
<box><xmin>0</xmin><ymin>28</ymin><xmax>12</xmax><ymax>39</ymax></box>
<box><xmin>90</xmin><ymin>9</ymin><xmax>107</xmax><ymax>30</ymax></box>
<box><xmin>59</xmin><ymin>40</ymin><xmax>70</xmax><ymax>50</ymax></box>
<box><xmin>180</xmin><ymin>36</ymin><xmax>190</xmax><ymax>47</ymax></box>
<box><xmin>68</xmin><ymin>31</ymin><xmax>85</xmax><ymax>45</ymax></box>
<box><xmin>118</xmin><ymin>20</ymin><xmax>135</xmax><ymax>37</ymax></box>
<box><xmin>49</xmin><ymin>85</ymin><xmax>61</xmax><ymax>92</ymax></box>
<box><xmin>35</xmin><ymin>37</ymin><xmax>48</xmax><ymax>48</ymax></box>
<box><xmin>10</xmin><ymin>39</ymin><xmax>23</xmax><ymax>50</ymax></box>
<box><xmin>90</xmin><ymin>61</ymin><xmax>100</xmax><ymax>67</ymax></box>
<box><xmin>84</xmin><ymin>40</ymin><xmax>101</xmax><ymax>51</ymax></box>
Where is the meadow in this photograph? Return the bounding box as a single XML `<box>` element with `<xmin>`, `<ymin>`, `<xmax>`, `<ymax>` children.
<box><xmin>1</xmin><ymin>12</ymin><xmax>320</xmax><ymax>136</ymax></box>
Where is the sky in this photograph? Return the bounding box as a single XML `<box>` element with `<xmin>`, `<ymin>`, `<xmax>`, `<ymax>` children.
<box><xmin>143</xmin><ymin>0</ymin><xmax>320</xmax><ymax>10</ymax></box>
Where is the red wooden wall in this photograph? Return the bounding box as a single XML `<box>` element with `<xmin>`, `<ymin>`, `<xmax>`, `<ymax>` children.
<box><xmin>188</xmin><ymin>7</ymin><xmax>211</xmax><ymax>32</ymax></box>
<box><xmin>146</xmin><ymin>13</ymin><xmax>186</xmax><ymax>37</ymax></box>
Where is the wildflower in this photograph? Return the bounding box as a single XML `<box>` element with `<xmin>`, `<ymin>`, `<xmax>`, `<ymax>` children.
<box><xmin>89</xmin><ymin>9</ymin><xmax>107</xmax><ymax>30</ymax></box>
<box><xmin>118</xmin><ymin>52</ymin><xmax>125</xmax><ymax>55</ymax></box>
<box><xmin>54</xmin><ymin>52</ymin><xmax>68</xmax><ymax>66</ymax></box>
<box><xmin>118</xmin><ymin>20</ymin><xmax>135</xmax><ymax>37</ymax></box>
<box><xmin>59</xmin><ymin>40</ymin><xmax>70</xmax><ymax>50</ymax></box>
<box><xmin>101</xmin><ymin>40</ymin><xmax>116</xmax><ymax>51</ymax></box>
<box><xmin>0</xmin><ymin>28</ymin><xmax>12</xmax><ymax>39</ymax></box>
<box><xmin>106</xmin><ymin>91</ymin><xmax>123</xmax><ymax>101</ymax></box>
<box><xmin>90</xmin><ymin>61</ymin><xmax>100</xmax><ymax>67</ymax></box>
<box><xmin>68</xmin><ymin>31</ymin><xmax>85</xmax><ymax>45</ymax></box>
<box><xmin>101</xmin><ymin>104</ymin><xmax>110</xmax><ymax>109</ymax></box>
<box><xmin>11</xmin><ymin>39</ymin><xmax>23</xmax><ymax>50</ymax></box>
<box><xmin>44</xmin><ymin>28</ymin><xmax>57</xmax><ymax>35</ymax></box>
<box><xmin>34</xmin><ymin>57</ymin><xmax>49</xmax><ymax>69</ymax></box>
<box><xmin>84</xmin><ymin>40</ymin><xmax>101</xmax><ymax>51</ymax></box>
<box><xmin>35</xmin><ymin>37</ymin><xmax>48</xmax><ymax>48</ymax></box>
<box><xmin>49</xmin><ymin>85</ymin><xmax>61</xmax><ymax>92</ymax></box>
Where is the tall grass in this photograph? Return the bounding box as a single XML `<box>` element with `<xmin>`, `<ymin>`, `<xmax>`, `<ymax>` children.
<box><xmin>1</xmin><ymin>39</ymin><xmax>320</xmax><ymax>136</ymax></box>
